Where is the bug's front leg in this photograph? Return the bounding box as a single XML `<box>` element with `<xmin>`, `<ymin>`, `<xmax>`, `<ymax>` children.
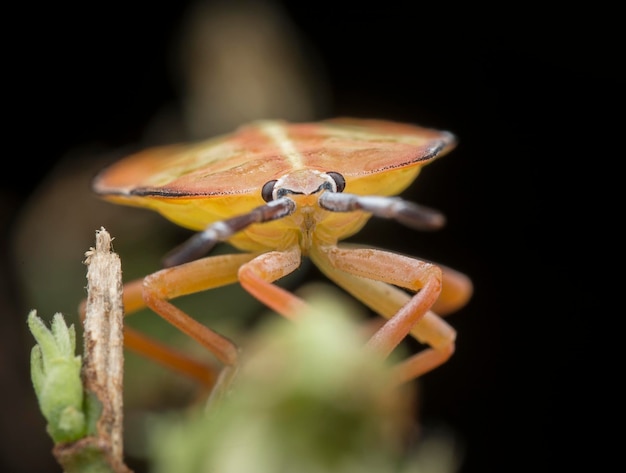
<box><xmin>237</xmin><ymin>244</ymin><xmax>309</xmax><ymax>320</ymax></box>
<box><xmin>311</xmin><ymin>244</ymin><xmax>471</xmax><ymax>384</ymax></box>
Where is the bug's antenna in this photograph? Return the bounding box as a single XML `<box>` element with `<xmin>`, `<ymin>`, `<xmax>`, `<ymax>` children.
<box><xmin>319</xmin><ymin>192</ymin><xmax>445</xmax><ymax>231</ymax></box>
<box><xmin>163</xmin><ymin>198</ymin><xmax>296</xmax><ymax>267</ymax></box>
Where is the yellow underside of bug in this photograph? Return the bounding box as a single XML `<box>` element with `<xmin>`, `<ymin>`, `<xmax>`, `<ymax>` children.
<box><xmin>103</xmin><ymin>166</ymin><xmax>422</xmax><ymax>252</ymax></box>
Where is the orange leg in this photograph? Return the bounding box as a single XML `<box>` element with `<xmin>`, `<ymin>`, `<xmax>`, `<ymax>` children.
<box><xmin>310</xmin><ymin>243</ymin><xmax>472</xmax><ymax>384</ymax></box>
<box><xmin>431</xmin><ymin>263</ymin><xmax>473</xmax><ymax>316</ymax></box>
<box><xmin>80</xmin><ymin>252</ymin><xmax>260</xmax><ymax>389</ymax></box>
<box><xmin>237</xmin><ymin>245</ymin><xmax>308</xmax><ymax>320</ymax></box>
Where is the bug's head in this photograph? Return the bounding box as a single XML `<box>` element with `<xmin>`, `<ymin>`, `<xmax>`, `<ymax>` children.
<box><xmin>261</xmin><ymin>170</ymin><xmax>346</xmax><ymax>207</ymax></box>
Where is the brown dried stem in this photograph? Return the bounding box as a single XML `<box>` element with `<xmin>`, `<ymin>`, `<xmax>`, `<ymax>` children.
<box><xmin>53</xmin><ymin>228</ymin><xmax>131</xmax><ymax>473</ymax></box>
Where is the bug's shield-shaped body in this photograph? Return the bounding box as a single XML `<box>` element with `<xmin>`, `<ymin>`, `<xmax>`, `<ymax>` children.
<box><xmin>94</xmin><ymin>118</ymin><xmax>456</xmax><ymax>253</ymax></box>
<box><xmin>90</xmin><ymin>118</ymin><xmax>471</xmax><ymax>394</ymax></box>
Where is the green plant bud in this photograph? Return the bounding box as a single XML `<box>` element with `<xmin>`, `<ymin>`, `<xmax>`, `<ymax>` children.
<box><xmin>28</xmin><ymin>310</ymin><xmax>87</xmax><ymax>443</ymax></box>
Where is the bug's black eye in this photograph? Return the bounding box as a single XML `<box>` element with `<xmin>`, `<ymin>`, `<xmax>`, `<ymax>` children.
<box><xmin>261</xmin><ymin>180</ymin><xmax>278</xmax><ymax>202</ymax></box>
<box><xmin>327</xmin><ymin>172</ymin><xmax>346</xmax><ymax>192</ymax></box>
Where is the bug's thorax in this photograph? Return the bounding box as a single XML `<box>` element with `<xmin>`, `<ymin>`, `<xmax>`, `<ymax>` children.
<box><xmin>272</xmin><ymin>169</ymin><xmax>335</xmax><ymax>252</ymax></box>
<box><xmin>285</xmin><ymin>199</ymin><xmax>319</xmax><ymax>253</ymax></box>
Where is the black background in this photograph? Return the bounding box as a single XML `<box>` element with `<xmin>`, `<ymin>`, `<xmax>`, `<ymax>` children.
<box><xmin>2</xmin><ymin>1</ymin><xmax>618</xmax><ymax>472</ymax></box>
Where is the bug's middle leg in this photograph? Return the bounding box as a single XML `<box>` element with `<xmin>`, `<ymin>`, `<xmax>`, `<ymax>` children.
<box><xmin>311</xmin><ymin>244</ymin><xmax>470</xmax><ymax>383</ymax></box>
<box><xmin>80</xmin><ymin>252</ymin><xmax>260</xmax><ymax>390</ymax></box>
<box><xmin>315</xmin><ymin>245</ymin><xmax>442</xmax><ymax>354</ymax></box>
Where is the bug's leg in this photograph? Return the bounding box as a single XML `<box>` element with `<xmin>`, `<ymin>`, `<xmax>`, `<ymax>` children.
<box><xmin>316</xmin><ymin>245</ymin><xmax>443</xmax><ymax>357</ymax></box>
<box><xmin>323</xmin><ymin>243</ymin><xmax>472</xmax><ymax>317</ymax></box>
<box><xmin>237</xmin><ymin>245</ymin><xmax>309</xmax><ymax>321</ymax></box>
<box><xmin>311</xmin><ymin>244</ymin><xmax>471</xmax><ymax>383</ymax></box>
<box><xmin>430</xmin><ymin>263</ymin><xmax>473</xmax><ymax>316</ymax></box>
<box><xmin>79</xmin><ymin>252</ymin><xmax>259</xmax><ymax>391</ymax></box>
<box><xmin>118</xmin><ymin>279</ymin><xmax>221</xmax><ymax>387</ymax></box>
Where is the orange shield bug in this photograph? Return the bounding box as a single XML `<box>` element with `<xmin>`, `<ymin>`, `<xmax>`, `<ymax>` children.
<box><xmin>89</xmin><ymin>118</ymin><xmax>472</xmax><ymax>392</ymax></box>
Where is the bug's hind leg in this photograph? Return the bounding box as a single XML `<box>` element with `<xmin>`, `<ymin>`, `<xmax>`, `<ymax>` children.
<box><xmin>431</xmin><ymin>263</ymin><xmax>473</xmax><ymax>316</ymax></box>
<box><xmin>391</xmin><ymin>264</ymin><xmax>473</xmax><ymax>384</ymax></box>
<box><xmin>391</xmin><ymin>311</ymin><xmax>456</xmax><ymax>384</ymax></box>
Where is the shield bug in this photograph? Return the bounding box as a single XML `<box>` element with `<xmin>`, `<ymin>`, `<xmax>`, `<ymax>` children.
<box><xmin>89</xmin><ymin>118</ymin><xmax>472</xmax><ymax>392</ymax></box>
